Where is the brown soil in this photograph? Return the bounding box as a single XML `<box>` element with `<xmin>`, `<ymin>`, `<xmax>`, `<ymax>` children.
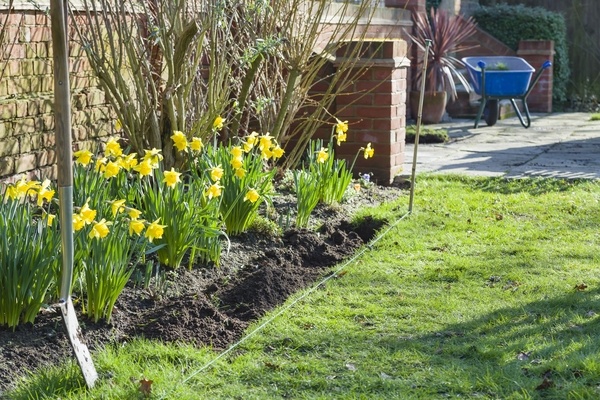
<box><xmin>0</xmin><ymin>184</ymin><xmax>404</xmax><ymax>395</ymax></box>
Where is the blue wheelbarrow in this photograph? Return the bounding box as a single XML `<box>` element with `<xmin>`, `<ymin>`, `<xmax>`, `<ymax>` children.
<box><xmin>462</xmin><ymin>56</ymin><xmax>552</xmax><ymax>128</ymax></box>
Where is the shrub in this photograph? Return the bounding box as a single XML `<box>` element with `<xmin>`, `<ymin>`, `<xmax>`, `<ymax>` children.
<box><xmin>405</xmin><ymin>125</ymin><xmax>449</xmax><ymax>144</ymax></box>
<box><xmin>473</xmin><ymin>4</ymin><xmax>570</xmax><ymax>102</ymax></box>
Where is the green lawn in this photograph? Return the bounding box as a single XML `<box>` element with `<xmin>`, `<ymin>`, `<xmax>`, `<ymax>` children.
<box><xmin>11</xmin><ymin>176</ymin><xmax>600</xmax><ymax>399</ymax></box>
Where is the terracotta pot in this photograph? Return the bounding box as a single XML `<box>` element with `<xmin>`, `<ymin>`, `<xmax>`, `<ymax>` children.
<box><xmin>409</xmin><ymin>91</ymin><xmax>447</xmax><ymax>124</ymax></box>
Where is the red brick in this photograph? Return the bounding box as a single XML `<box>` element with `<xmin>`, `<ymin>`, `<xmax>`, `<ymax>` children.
<box><xmin>355</xmin><ymin>105</ymin><xmax>396</xmax><ymax>119</ymax></box>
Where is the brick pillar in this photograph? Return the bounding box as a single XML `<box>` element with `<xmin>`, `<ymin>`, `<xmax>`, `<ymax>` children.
<box><xmin>333</xmin><ymin>40</ymin><xmax>410</xmax><ymax>185</ymax></box>
<box><xmin>517</xmin><ymin>40</ymin><xmax>554</xmax><ymax>113</ymax></box>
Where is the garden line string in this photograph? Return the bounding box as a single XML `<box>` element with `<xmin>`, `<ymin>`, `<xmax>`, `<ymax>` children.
<box><xmin>159</xmin><ymin>210</ymin><xmax>411</xmax><ymax>398</ymax></box>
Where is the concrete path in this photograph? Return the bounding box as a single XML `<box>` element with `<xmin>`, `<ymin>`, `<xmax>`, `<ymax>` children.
<box><xmin>404</xmin><ymin>112</ymin><xmax>600</xmax><ymax>180</ymax></box>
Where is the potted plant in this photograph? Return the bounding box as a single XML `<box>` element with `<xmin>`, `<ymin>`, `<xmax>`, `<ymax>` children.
<box><xmin>408</xmin><ymin>8</ymin><xmax>477</xmax><ymax>124</ymax></box>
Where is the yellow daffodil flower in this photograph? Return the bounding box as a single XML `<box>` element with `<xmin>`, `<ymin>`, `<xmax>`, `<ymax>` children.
<box><xmin>111</xmin><ymin>199</ymin><xmax>126</xmax><ymax>217</ymax></box>
<box><xmin>134</xmin><ymin>159</ymin><xmax>154</xmax><ymax>177</ymax></box>
<box><xmin>261</xmin><ymin>147</ymin><xmax>273</xmax><ymax>160</ymax></box>
<box><xmin>46</xmin><ymin>213</ymin><xmax>56</xmax><ymax>226</ymax></box>
<box><xmin>15</xmin><ymin>177</ymin><xmax>39</xmax><ymax>199</ymax></box>
<box><xmin>103</xmin><ymin>161</ymin><xmax>121</xmax><ymax>179</ymax></box>
<box><xmin>143</xmin><ymin>148</ymin><xmax>163</xmax><ymax>167</ymax></box>
<box><xmin>128</xmin><ymin>207</ymin><xmax>142</xmax><ymax>220</ymax></box>
<box><xmin>230</xmin><ymin>156</ymin><xmax>243</xmax><ymax>169</ymax></box>
<box><xmin>95</xmin><ymin>157</ymin><xmax>107</xmax><ymax>173</ymax></box>
<box><xmin>89</xmin><ymin>218</ymin><xmax>111</xmax><ymax>239</ymax></box>
<box><xmin>145</xmin><ymin>218</ymin><xmax>166</xmax><ymax>242</ymax></box>
<box><xmin>230</xmin><ymin>146</ymin><xmax>243</xmax><ymax>158</ymax></box>
<box><xmin>243</xmin><ymin>141</ymin><xmax>254</xmax><ymax>153</ymax></box>
<box><xmin>213</xmin><ymin>116</ymin><xmax>224</xmax><ymax>130</ymax></box>
<box><xmin>364</xmin><ymin>143</ymin><xmax>375</xmax><ymax>159</ymax></box>
<box><xmin>74</xmin><ymin>149</ymin><xmax>93</xmax><ymax>166</ymax></box>
<box><xmin>171</xmin><ymin>131</ymin><xmax>188</xmax><ymax>152</ymax></box>
<box><xmin>335</xmin><ymin>119</ymin><xmax>349</xmax><ymax>135</ymax></box>
<box><xmin>105</xmin><ymin>138</ymin><xmax>123</xmax><ymax>158</ymax></box>
<box><xmin>4</xmin><ymin>185</ymin><xmax>17</xmax><ymax>200</ymax></box>
<box><xmin>36</xmin><ymin>179</ymin><xmax>54</xmax><ymax>206</ymax></box>
<box><xmin>336</xmin><ymin>131</ymin><xmax>347</xmax><ymax>146</ymax></box>
<box><xmin>79</xmin><ymin>202</ymin><xmax>96</xmax><ymax>224</ymax></box>
<box><xmin>163</xmin><ymin>168</ymin><xmax>182</xmax><ymax>188</ymax></box>
<box><xmin>317</xmin><ymin>147</ymin><xmax>329</xmax><ymax>163</ymax></box>
<box><xmin>118</xmin><ymin>153</ymin><xmax>138</xmax><ymax>171</ymax></box>
<box><xmin>244</xmin><ymin>188</ymin><xmax>260</xmax><ymax>203</ymax></box>
<box><xmin>115</xmin><ymin>119</ymin><xmax>122</xmax><ymax>131</ymax></box>
<box><xmin>234</xmin><ymin>168</ymin><xmax>246</xmax><ymax>179</ymax></box>
<box><xmin>246</xmin><ymin>131</ymin><xmax>259</xmax><ymax>146</ymax></box>
<box><xmin>190</xmin><ymin>137</ymin><xmax>203</xmax><ymax>152</ymax></box>
<box><xmin>205</xmin><ymin>183</ymin><xmax>223</xmax><ymax>199</ymax></box>
<box><xmin>272</xmin><ymin>145</ymin><xmax>285</xmax><ymax>159</ymax></box>
<box><xmin>210</xmin><ymin>165</ymin><xmax>224</xmax><ymax>182</ymax></box>
<box><xmin>72</xmin><ymin>214</ymin><xmax>85</xmax><ymax>231</ymax></box>
<box><xmin>129</xmin><ymin>219</ymin><xmax>145</xmax><ymax>236</ymax></box>
<box><xmin>259</xmin><ymin>133</ymin><xmax>273</xmax><ymax>151</ymax></box>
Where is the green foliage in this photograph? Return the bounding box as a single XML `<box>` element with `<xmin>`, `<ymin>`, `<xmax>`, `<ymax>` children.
<box><xmin>473</xmin><ymin>4</ymin><xmax>570</xmax><ymax>102</ymax></box>
<box><xmin>305</xmin><ymin>139</ymin><xmax>353</xmax><ymax>205</ymax></box>
<box><xmin>405</xmin><ymin>125</ymin><xmax>449</xmax><ymax>144</ymax></box>
<box><xmin>293</xmin><ymin>169</ymin><xmax>321</xmax><ymax>228</ymax></box>
<box><xmin>76</xmin><ymin>215</ymin><xmax>147</xmax><ymax>323</ymax></box>
<box><xmin>0</xmin><ymin>194</ymin><xmax>59</xmax><ymax>329</ymax></box>
<box><xmin>590</xmin><ymin>113</ymin><xmax>600</xmax><ymax>121</ymax></box>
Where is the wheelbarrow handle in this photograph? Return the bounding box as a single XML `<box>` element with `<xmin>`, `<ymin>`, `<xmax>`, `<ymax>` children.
<box><xmin>525</xmin><ymin>59</ymin><xmax>551</xmax><ymax>99</ymax></box>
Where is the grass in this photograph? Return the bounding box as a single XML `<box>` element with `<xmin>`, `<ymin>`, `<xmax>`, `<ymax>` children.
<box><xmin>405</xmin><ymin>125</ymin><xmax>449</xmax><ymax>144</ymax></box>
<box><xmin>590</xmin><ymin>113</ymin><xmax>600</xmax><ymax>121</ymax></box>
<box><xmin>10</xmin><ymin>175</ymin><xmax>600</xmax><ymax>399</ymax></box>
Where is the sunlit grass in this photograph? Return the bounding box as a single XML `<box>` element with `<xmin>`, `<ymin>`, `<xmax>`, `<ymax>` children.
<box><xmin>11</xmin><ymin>175</ymin><xmax>600</xmax><ymax>399</ymax></box>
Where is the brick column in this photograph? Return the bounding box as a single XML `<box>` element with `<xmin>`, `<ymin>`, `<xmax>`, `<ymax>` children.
<box><xmin>517</xmin><ymin>40</ymin><xmax>554</xmax><ymax>113</ymax></box>
<box><xmin>334</xmin><ymin>40</ymin><xmax>410</xmax><ymax>185</ymax></box>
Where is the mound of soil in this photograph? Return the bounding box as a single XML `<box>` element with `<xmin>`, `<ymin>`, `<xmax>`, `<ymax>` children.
<box><xmin>0</xmin><ymin>184</ymin><xmax>403</xmax><ymax>395</ymax></box>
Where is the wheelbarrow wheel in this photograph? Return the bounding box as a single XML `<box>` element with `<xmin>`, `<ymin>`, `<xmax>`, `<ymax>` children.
<box><xmin>484</xmin><ymin>99</ymin><xmax>499</xmax><ymax>126</ymax></box>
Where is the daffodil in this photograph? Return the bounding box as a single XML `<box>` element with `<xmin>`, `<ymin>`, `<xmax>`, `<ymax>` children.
<box><xmin>134</xmin><ymin>159</ymin><xmax>154</xmax><ymax>177</ymax></box>
<box><xmin>230</xmin><ymin>146</ymin><xmax>243</xmax><ymax>158</ymax></box>
<box><xmin>205</xmin><ymin>183</ymin><xmax>223</xmax><ymax>199</ymax></box>
<box><xmin>115</xmin><ymin>119</ymin><xmax>122</xmax><ymax>131</ymax></box>
<box><xmin>336</xmin><ymin>131</ymin><xmax>347</xmax><ymax>146</ymax></box>
<box><xmin>243</xmin><ymin>141</ymin><xmax>254</xmax><ymax>153</ymax></box>
<box><xmin>15</xmin><ymin>177</ymin><xmax>38</xmax><ymax>198</ymax></box>
<box><xmin>272</xmin><ymin>145</ymin><xmax>285</xmax><ymax>159</ymax></box>
<box><xmin>335</xmin><ymin>119</ymin><xmax>349</xmax><ymax>135</ymax></box>
<box><xmin>213</xmin><ymin>116</ymin><xmax>224</xmax><ymax>130</ymax></box>
<box><xmin>95</xmin><ymin>157</ymin><xmax>107</xmax><ymax>173</ymax></box>
<box><xmin>171</xmin><ymin>131</ymin><xmax>188</xmax><ymax>152</ymax></box>
<box><xmin>210</xmin><ymin>165</ymin><xmax>224</xmax><ymax>182</ymax></box>
<box><xmin>163</xmin><ymin>168</ymin><xmax>182</xmax><ymax>188</ymax></box>
<box><xmin>73</xmin><ymin>214</ymin><xmax>85</xmax><ymax>231</ymax></box>
<box><xmin>4</xmin><ymin>185</ymin><xmax>17</xmax><ymax>200</ymax></box>
<box><xmin>105</xmin><ymin>138</ymin><xmax>123</xmax><ymax>157</ymax></box>
<box><xmin>230</xmin><ymin>156</ymin><xmax>243</xmax><ymax>169</ymax></box>
<box><xmin>36</xmin><ymin>179</ymin><xmax>54</xmax><ymax>206</ymax></box>
<box><xmin>190</xmin><ymin>137</ymin><xmax>203</xmax><ymax>152</ymax></box>
<box><xmin>74</xmin><ymin>149</ymin><xmax>93</xmax><ymax>166</ymax></box>
<box><xmin>143</xmin><ymin>148</ymin><xmax>163</xmax><ymax>167</ymax></box>
<box><xmin>111</xmin><ymin>199</ymin><xmax>126</xmax><ymax>217</ymax></box>
<box><xmin>317</xmin><ymin>147</ymin><xmax>329</xmax><ymax>163</ymax></box>
<box><xmin>259</xmin><ymin>133</ymin><xmax>274</xmax><ymax>151</ymax></box>
<box><xmin>89</xmin><ymin>218</ymin><xmax>111</xmax><ymax>239</ymax></box>
<box><xmin>129</xmin><ymin>219</ymin><xmax>145</xmax><ymax>236</ymax></box>
<box><xmin>103</xmin><ymin>161</ymin><xmax>121</xmax><ymax>179</ymax></box>
<box><xmin>118</xmin><ymin>153</ymin><xmax>138</xmax><ymax>170</ymax></box>
<box><xmin>244</xmin><ymin>188</ymin><xmax>260</xmax><ymax>203</ymax></box>
<box><xmin>364</xmin><ymin>143</ymin><xmax>374</xmax><ymax>159</ymax></box>
<box><xmin>261</xmin><ymin>147</ymin><xmax>273</xmax><ymax>160</ymax></box>
<box><xmin>46</xmin><ymin>213</ymin><xmax>56</xmax><ymax>226</ymax></box>
<box><xmin>246</xmin><ymin>131</ymin><xmax>259</xmax><ymax>146</ymax></box>
<box><xmin>234</xmin><ymin>167</ymin><xmax>246</xmax><ymax>178</ymax></box>
<box><xmin>145</xmin><ymin>218</ymin><xmax>166</xmax><ymax>242</ymax></box>
<box><xmin>128</xmin><ymin>207</ymin><xmax>142</xmax><ymax>220</ymax></box>
<box><xmin>79</xmin><ymin>202</ymin><xmax>96</xmax><ymax>225</ymax></box>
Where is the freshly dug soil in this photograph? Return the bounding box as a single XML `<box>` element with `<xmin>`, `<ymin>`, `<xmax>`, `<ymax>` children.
<box><xmin>0</xmin><ymin>184</ymin><xmax>405</xmax><ymax>395</ymax></box>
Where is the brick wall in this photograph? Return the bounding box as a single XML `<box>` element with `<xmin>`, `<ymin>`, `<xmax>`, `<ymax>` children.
<box><xmin>0</xmin><ymin>8</ymin><xmax>112</xmax><ymax>182</ymax></box>
<box><xmin>517</xmin><ymin>40</ymin><xmax>554</xmax><ymax>113</ymax></box>
<box><xmin>334</xmin><ymin>40</ymin><xmax>411</xmax><ymax>184</ymax></box>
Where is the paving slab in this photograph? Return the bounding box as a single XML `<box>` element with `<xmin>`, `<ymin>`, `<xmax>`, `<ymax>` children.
<box><xmin>404</xmin><ymin>112</ymin><xmax>600</xmax><ymax>180</ymax></box>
